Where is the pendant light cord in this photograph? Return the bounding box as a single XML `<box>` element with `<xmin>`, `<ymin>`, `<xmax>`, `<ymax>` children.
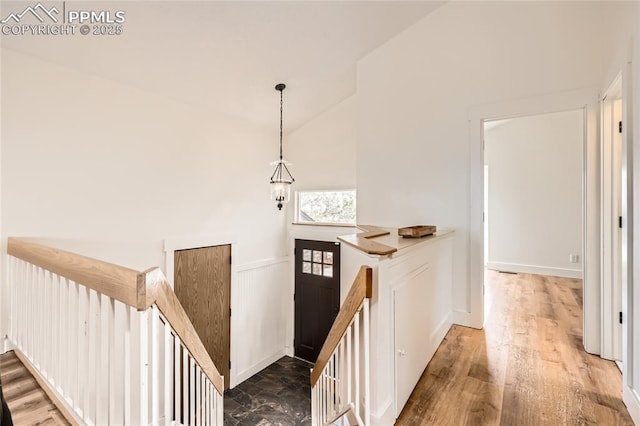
<box><xmin>279</xmin><ymin>88</ymin><xmax>284</xmax><ymax>161</ymax></box>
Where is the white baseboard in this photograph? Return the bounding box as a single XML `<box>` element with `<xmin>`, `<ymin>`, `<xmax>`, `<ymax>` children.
<box><xmin>231</xmin><ymin>349</ymin><xmax>286</xmax><ymax>388</ymax></box>
<box><xmin>486</xmin><ymin>261</ymin><xmax>583</xmax><ymax>279</ymax></box>
<box><xmin>2</xmin><ymin>336</ymin><xmax>16</xmax><ymax>354</ymax></box>
<box><xmin>430</xmin><ymin>312</ymin><xmax>453</xmax><ymax>345</ymax></box>
<box><xmin>371</xmin><ymin>397</ymin><xmax>393</xmax><ymax>425</ymax></box>
<box><xmin>452</xmin><ymin>309</ymin><xmax>483</xmax><ymax>329</ymax></box>
<box><xmin>284</xmin><ymin>346</ymin><xmax>294</xmax><ymax>358</ymax></box>
<box><xmin>624</xmin><ymin>385</ymin><xmax>640</xmax><ymax>424</ymax></box>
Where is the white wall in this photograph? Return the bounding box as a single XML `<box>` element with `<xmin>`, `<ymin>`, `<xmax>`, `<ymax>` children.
<box><xmin>287</xmin><ymin>94</ymin><xmax>357</xmax><ymax>193</ymax></box>
<box><xmin>284</xmin><ymin>95</ymin><xmax>358</xmax><ymax>354</ymax></box>
<box><xmin>484</xmin><ymin>110</ymin><xmax>583</xmax><ymax>278</ymax></box>
<box><xmin>1</xmin><ymin>49</ymin><xmax>290</xmax><ymax>385</ymax></box>
<box><xmin>356</xmin><ymin>1</ymin><xmax>611</xmax><ymax>326</ymax></box>
<box><xmin>1</xmin><ymin>49</ymin><xmax>287</xmax><ymax>266</ymax></box>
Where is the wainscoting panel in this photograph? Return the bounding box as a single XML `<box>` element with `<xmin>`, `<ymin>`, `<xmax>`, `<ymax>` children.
<box><xmin>231</xmin><ymin>257</ymin><xmax>290</xmax><ymax>388</ymax></box>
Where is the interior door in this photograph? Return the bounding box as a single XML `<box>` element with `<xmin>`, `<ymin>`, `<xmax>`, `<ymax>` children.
<box><xmin>294</xmin><ymin>239</ymin><xmax>340</xmax><ymax>363</ymax></box>
<box><xmin>174</xmin><ymin>245</ymin><xmax>231</xmax><ymax>389</ymax></box>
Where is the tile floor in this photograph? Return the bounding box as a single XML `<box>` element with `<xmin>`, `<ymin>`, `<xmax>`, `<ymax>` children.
<box><xmin>224</xmin><ymin>356</ymin><xmax>313</xmax><ymax>425</ymax></box>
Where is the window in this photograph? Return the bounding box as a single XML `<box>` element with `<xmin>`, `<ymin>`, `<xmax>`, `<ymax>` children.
<box><xmin>302</xmin><ymin>249</ymin><xmax>334</xmax><ymax>277</ymax></box>
<box><xmin>296</xmin><ymin>190</ymin><xmax>356</xmax><ymax>225</ymax></box>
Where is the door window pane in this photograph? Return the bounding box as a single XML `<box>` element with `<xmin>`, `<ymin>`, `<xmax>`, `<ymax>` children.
<box><xmin>313</xmin><ymin>250</ymin><xmax>322</xmax><ymax>263</ymax></box>
<box><xmin>323</xmin><ymin>251</ymin><xmax>333</xmax><ymax>265</ymax></box>
<box><xmin>323</xmin><ymin>265</ymin><xmax>333</xmax><ymax>277</ymax></box>
<box><xmin>303</xmin><ymin>249</ymin><xmax>311</xmax><ymax>262</ymax></box>
<box><xmin>302</xmin><ymin>262</ymin><xmax>311</xmax><ymax>274</ymax></box>
<box><xmin>313</xmin><ymin>263</ymin><xmax>322</xmax><ymax>276</ymax></box>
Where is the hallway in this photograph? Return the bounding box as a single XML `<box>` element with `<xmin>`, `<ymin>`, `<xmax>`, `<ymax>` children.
<box><xmin>397</xmin><ymin>270</ymin><xmax>633</xmax><ymax>425</ymax></box>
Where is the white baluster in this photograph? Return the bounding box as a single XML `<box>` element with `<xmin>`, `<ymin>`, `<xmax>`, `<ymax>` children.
<box><xmin>124</xmin><ymin>306</ymin><xmax>133</xmax><ymax>426</ymax></box>
<box><xmin>96</xmin><ymin>294</ymin><xmax>110</xmax><ymax>424</ymax></box>
<box><xmin>50</xmin><ymin>273</ymin><xmax>59</xmax><ymax>386</ymax></box>
<box><xmin>22</xmin><ymin>260</ymin><xmax>27</xmax><ymax>353</ymax></box>
<box><xmin>206</xmin><ymin>377</ymin><xmax>210</xmax><ymax>426</ymax></box>
<box><xmin>78</xmin><ymin>283</ymin><xmax>89</xmax><ymax>417</ymax></box>
<box><xmin>197</xmin><ymin>366</ymin><xmax>202</xmax><ymax>426</ymax></box>
<box><xmin>338</xmin><ymin>336</ymin><xmax>345</xmax><ymax>409</ymax></box>
<box><xmin>183</xmin><ymin>346</ymin><xmax>189</xmax><ymax>425</ymax></box>
<box><xmin>68</xmin><ymin>280</ymin><xmax>79</xmax><ymax>406</ymax></box>
<box><xmin>34</xmin><ymin>266</ymin><xmax>41</xmax><ymax>368</ymax></box>
<box><xmin>59</xmin><ymin>277</ymin><xmax>68</xmax><ymax>400</ymax></box>
<box><xmin>8</xmin><ymin>256</ymin><xmax>15</xmax><ymax>345</ymax></box>
<box><xmin>23</xmin><ymin>261</ymin><xmax>29</xmax><ymax>354</ymax></box>
<box><xmin>320</xmin><ymin>367</ymin><xmax>324</xmax><ymax>425</ymax></box>
<box><xmin>151</xmin><ymin>306</ymin><xmax>160</xmax><ymax>425</ymax></box>
<box><xmin>26</xmin><ymin>263</ymin><xmax>33</xmax><ymax>359</ymax></box>
<box><xmin>363</xmin><ymin>301</ymin><xmax>370</xmax><ymax>426</ymax></box>
<box><xmin>330</xmin><ymin>356</ymin><xmax>335</xmax><ymax>415</ymax></box>
<box><xmin>40</xmin><ymin>268</ymin><xmax>47</xmax><ymax>376</ymax></box>
<box><xmin>174</xmin><ymin>337</ymin><xmax>182</xmax><ymax>424</ymax></box>
<box><xmin>46</xmin><ymin>270</ymin><xmax>54</xmax><ymax>380</ymax></box>
<box><xmin>11</xmin><ymin>258</ymin><xmax>17</xmax><ymax>349</ymax></box>
<box><xmin>87</xmin><ymin>289</ymin><xmax>99</xmax><ymax>422</ymax></box>
<box><xmin>14</xmin><ymin>259</ymin><xmax>22</xmax><ymax>351</ymax></box>
<box><xmin>216</xmin><ymin>388</ymin><xmax>223</xmax><ymax>426</ymax></box>
<box><xmin>139</xmin><ymin>309</ymin><xmax>150</xmax><ymax>426</ymax></box>
<box><xmin>37</xmin><ymin>266</ymin><xmax>43</xmax><ymax>367</ymax></box>
<box><xmin>190</xmin><ymin>357</ymin><xmax>196</xmax><ymax>426</ymax></box>
<box><xmin>164</xmin><ymin>325</ymin><xmax>173</xmax><ymax>425</ymax></box>
<box><xmin>110</xmin><ymin>300</ymin><xmax>124</xmax><ymax>425</ymax></box>
<box><xmin>82</xmin><ymin>286</ymin><xmax>92</xmax><ymax>419</ymax></box>
<box><xmin>354</xmin><ymin>313</ymin><xmax>360</xmax><ymax>420</ymax></box>
<box><xmin>346</xmin><ymin>324</ymin><xmax>352</xmax><ymax>410</ymax></box>
<box><xmin>323</xmin><ymin>363</ymin><xmax>328</xmax><ymax>424</ymax></box>
<box><xmin>312</xmin><ymin>380</ymin><xmax>316</xmax><ymax>426</ymax></box>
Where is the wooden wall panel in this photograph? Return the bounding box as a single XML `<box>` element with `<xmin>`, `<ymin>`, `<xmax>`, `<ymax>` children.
<box><xmin>175</xmin><ymin>245</ymin><xmax>231</xmax><ymax>389</ymax></box>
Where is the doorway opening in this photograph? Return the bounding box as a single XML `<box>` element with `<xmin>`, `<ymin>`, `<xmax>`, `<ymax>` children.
<box><xmin>483</xmin><ymin>110</ymin><xmax>585</xmax><ymax>283</ymax></box>
<box><xmin>294</xmin><ymin>239</ymin><xmax>341</xmax><ymax>363</ymax></box>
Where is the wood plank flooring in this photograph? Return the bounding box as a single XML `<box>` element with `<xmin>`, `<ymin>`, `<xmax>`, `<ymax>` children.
<box><xmin>0</xmin><ymin>351</ymin><xmax>69</xmax><ymax>425</ymax></box>
<box><xmin>396</xmin><ymin>270</ymin><xmax>634</xmax><ymax>425</ymax></box>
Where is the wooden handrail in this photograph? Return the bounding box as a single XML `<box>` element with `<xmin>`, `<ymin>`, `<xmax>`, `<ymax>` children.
<box><xmin>7</xmin><ymin>237</ymin><xmax>224</xmax><ymax>394</ymax></box>
<box><xmin>8</xmin><ymin>238</ymin><xmax>140</xmax><ymax>307</ymax></box>
<box><xmin>338</xmin><ymin>225</ymin><xmax>397</xmax><ymax>256</ymax></box>
<box><xmin>310</xmin><ymin>265</ymin><xmax>372</xmax><ymax>386</ymax></box>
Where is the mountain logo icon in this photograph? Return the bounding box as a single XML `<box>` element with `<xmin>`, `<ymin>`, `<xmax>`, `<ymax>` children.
<box><xmin>1</xmin><ymin>2</ymin><xmax>60</xmax><ymax>24</ymax></box>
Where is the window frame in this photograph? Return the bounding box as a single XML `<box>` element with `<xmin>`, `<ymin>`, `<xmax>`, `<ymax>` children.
<box><xmin>293</xmin><ymin>189</ymin><xmax>357</xmax><ymax>227</ymax></box>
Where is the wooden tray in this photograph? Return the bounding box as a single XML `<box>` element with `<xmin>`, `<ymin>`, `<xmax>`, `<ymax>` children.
<box><xmin>398</xmin><ymin>225</ymin><xmax>437</xmax><ymax>238</ymax></box>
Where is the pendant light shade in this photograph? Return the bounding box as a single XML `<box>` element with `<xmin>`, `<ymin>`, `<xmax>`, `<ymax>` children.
<box><xmin>270</xmin><ymin>83</ymin><xmax>295</xmax><ymax>210</ymax></box>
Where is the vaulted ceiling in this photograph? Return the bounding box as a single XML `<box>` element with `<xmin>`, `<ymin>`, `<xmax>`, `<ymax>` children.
<box><xmin>1</xmin><ymin>1</ymin><xmax>444</xmax><ymax>130</ymax></box>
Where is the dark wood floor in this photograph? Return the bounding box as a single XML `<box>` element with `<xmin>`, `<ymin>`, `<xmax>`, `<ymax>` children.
<box><xmin>397</xmin><ymin>270</ymin><xmax>634</xmax><ymax>425</ymax></box>
<box><xmin>0</xmin><ymin>351</ymin><xmax>69</xmax><ymax>425</ymax></box>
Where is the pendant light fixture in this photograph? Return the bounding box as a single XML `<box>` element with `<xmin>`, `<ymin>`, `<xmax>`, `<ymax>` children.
<box><xmin>270</xmin><ymin>83</ymin><xmax>295</xmax><ymax>210</ymax></box>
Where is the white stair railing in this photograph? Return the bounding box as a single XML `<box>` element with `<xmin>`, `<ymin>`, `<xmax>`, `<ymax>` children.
<box><xmin>311</xmin><ymin>266</ymin><xmax>372</xmax><ymax>426</ymax></box>
<box><xmin>6</xmin><ymin>238</ymin><xmax>224</xmax><ymax>425</ymax></box>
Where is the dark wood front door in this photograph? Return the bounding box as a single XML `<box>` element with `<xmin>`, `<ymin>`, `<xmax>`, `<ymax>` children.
<box><xmin>174</xmin><ymin>245</ymin><xmax>231</xmax><ymax>389</ymax></box>
<box><xmin>294</xmin><ymin>239</ymin><xmax>340</xmax><ymax>363</ymax></box>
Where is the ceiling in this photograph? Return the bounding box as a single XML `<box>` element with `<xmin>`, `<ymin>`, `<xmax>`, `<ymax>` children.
<box><xmin>1</xmin><ymin>1</ymin><xmax>444</xmax><ymax>130</ymax></box>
